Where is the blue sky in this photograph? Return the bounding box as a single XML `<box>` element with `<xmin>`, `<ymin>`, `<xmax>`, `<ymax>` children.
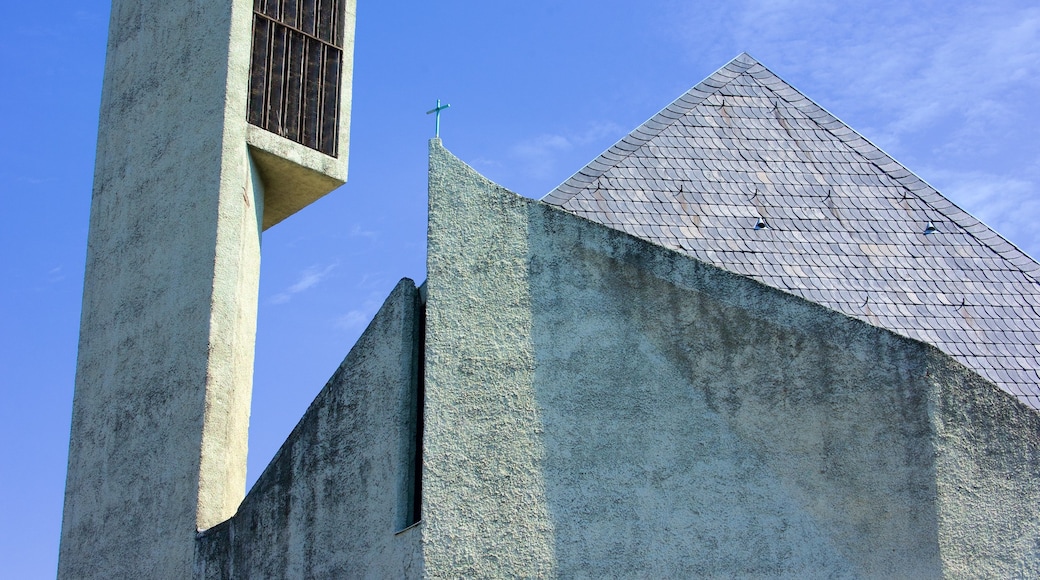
<box><xmin>2</xmin><ymin>0</ymin><xmax>1038</xmax><ymax>576</ymax></box>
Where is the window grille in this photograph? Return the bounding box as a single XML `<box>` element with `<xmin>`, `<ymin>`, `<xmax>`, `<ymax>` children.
<box><xmin>248</xmin><ymin>0</ymin><xmax>344</xmax><ymax>157</ymax></box>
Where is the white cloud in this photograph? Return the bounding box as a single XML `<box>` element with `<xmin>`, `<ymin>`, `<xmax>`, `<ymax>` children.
<box><xmin>921</xmin><ymin>167</ymin><xmax>1040</xmax><ymax>260</ymax></box>
<box><xmin>668</xmin><ymin>1</ymin><xmax>1039</xmax><ymax>153</ymax></box>
<box><xmin>509</xmin><ymin>121</ymin><xmax>624</xmax><ymax>180</ymax></box>
<box><xmin>333</xmin><ymin>275</ymin><xmax>395</xmax><ymax>332</ymax></box>
<box><xmin>47</xmin><ymin>266</ymin><xmax>65</xmax><ymax>284</ymax></box>
<box><xmin>470</xmin><ymin>157</ymin><xmax>505</xmax><ymax>172</ymax></box>
<box><xmin>666</xmin><ymin>0</ymin><xmax>1040</xmax><ymax>257</ymax></box>
<box><xmin>354</xmin><ymin>272</ymin><xmax>389</xmax><ymax>290</ymax></box>
<box><xmin>336</xmin><ymin>308</ymin><xmax>373</xmax><ymax>330</ymax></box>
<box><xmin>348</xmin><ymin>224</ymin><xmax>378</xmax><ymax>240</ymax></box>
<box><xmin>269</xmin><ymin>263</ymin><xmax>337</xmax><ymax>305</ymax></box>
<box><xmin>335</xmin><ymin>296</ymin><xmax>383</xmax><ymax>331</ymax></box>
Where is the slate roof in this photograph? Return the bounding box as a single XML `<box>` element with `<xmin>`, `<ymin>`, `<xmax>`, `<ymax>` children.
<box><xmin>543</xmin><ymin>53</ymin><xmax>1040</xmax><ymax>410</ymax></box>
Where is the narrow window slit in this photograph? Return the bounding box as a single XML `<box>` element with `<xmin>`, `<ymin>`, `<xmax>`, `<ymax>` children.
<box><xmin>409</xmin><ymin>293</ymin><xmax>426</xmax><ymax>526</ymax></box>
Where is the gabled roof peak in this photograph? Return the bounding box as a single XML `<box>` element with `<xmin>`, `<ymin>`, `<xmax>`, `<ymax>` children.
<box><xmin>543</xmin><ymin>54</ymin><xmax>1040</xmax><ymax>410</ymax></box>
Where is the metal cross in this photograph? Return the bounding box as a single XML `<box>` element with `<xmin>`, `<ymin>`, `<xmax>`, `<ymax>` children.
<box><xmin>426</xmin><ymin>99</ymin><xmax>451</xmax><ymax>138</ymax></box>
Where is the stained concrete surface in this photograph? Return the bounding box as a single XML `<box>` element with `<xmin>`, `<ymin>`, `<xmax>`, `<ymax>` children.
<box><xmin>61</xmin><ymin>0</ymin><xmax>357</xmax><ymax>577</ymax></box>
<box><xmin>68</xmin><ymin>125</ymin><xmax>1040</xmax><ymax>576</ymax></box>
<box><xmin>59</xmin><ymin>1</ymin><xmax>262</xmax><ymax>576</ymax></box>
<box><xmin>195</xmin><ymin>279</ymin><xmax>424</xmax><ymax>578</ymax></box>
<box><xmin>421</xmin><ymin>139</ymin><xmax>1040</xmax><ymax>577</ymax></box>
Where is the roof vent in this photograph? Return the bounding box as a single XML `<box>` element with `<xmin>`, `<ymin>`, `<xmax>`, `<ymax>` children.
<box><xmin>924</xmin><ymin>221</ymin><xmax>938</xmax><ymax>235</ymax></box>
<box><xmin>754</xmin><ymin>217</ymin><xmax>768</xmax><ymax>230</ymax></box>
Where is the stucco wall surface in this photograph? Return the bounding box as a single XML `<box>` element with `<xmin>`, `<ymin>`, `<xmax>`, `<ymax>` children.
<box><xmin>424</xmin><ymin>140</ymin><xmax>1040</xmax><ymax>577</ymax></box>
<box><xmin>195</xmin><ymin>279</ymin><xmax>424</xmax><ymax>578</ymax></box>
<box><xmin>61</xmin><ymin>0</ymin><xmax>358</xmax><ymax>575</ymax></box>
<box><xmin>425</xmin><ymin>141</ymin><xmax>556</xmax><ymax>576</ymax></box>
<box><xmin>59</xmin><ymin>1</ymin><xmax>262</xmax><ymax>577</ymax></box>
<box><xmin>931</xmin><ymin>363</ymin><xmax>1040</xmax><ymax>578</ymax></box>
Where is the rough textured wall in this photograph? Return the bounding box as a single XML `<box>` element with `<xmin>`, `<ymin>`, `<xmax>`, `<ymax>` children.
<box><xmin>424</xmin><ymin>140</ymin><xmax>1040</xmax><ymax>577</ymax></box>
<box><xmin>425</xmin><ymin>140</ymin><xmax>556</xmax><ymax>576</ymax></box>
<box><xmin>931</xmin><ymin>362</ymin><xmax>1040</xmax><ymax>577</ymax></box>
<box><xmin>194</xmin><ymin>279</ymin><xmax>424</xmax><ymax>578</ymax></box>
<box><xmin>61</xmin><ymin>0</ymin><xmax>359</xmax><ymax>574</ymax></box>
<box><xmin>526</xmin><ymin>205</ymin><xmax>940</xmax><ymax>577</ymax></box>
<box><xmin>59</xmin><ymin>1</ymin><xmax>261</xmax><ymax>577</ymax></box>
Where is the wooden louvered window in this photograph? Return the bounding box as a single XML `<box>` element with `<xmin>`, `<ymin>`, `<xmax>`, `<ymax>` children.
<box><xmin>248</xmin><ymin>0</ymin><xmax>344</xmax><ymax>157</ymax></box>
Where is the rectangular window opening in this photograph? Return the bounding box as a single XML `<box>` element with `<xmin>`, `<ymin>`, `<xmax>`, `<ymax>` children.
<box><xmin>248</xmin><ymin>0</ymin><xmax>343</xmax><ymax>156</ymax></box>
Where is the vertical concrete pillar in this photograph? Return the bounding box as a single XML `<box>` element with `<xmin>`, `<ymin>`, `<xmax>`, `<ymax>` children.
<box><xmin>58</xmin><ymin>1</ymin><xmax>354</xmax><ymax>577</ymax></box>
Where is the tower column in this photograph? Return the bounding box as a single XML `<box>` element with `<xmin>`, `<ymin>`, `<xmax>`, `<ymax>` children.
<box><xmin>58</xmin><ymin>1</ymin><xmax>259</xmax><ymax>576</ymax></box>
<box><xmin>58</xmin><ymin>0</ymin><xmax>353</xmax><ymax>577</ymax></box>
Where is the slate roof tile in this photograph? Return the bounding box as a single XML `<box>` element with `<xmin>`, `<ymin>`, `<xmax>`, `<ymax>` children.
<box><xmin>543</xmin><ymin>53</ymin><xmax>1040</xmax><ymax>411</ymax></box>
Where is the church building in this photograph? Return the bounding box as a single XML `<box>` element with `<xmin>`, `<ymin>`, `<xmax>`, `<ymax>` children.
<box><xmin>199</xmin><ymin>55</ymin><xmax>1040</xmax><ymax>577</ymax></box>
<box><xmin>59</xmin><ymin>2</ymin><xmax>1040</xmax><ymax>577</ymax></box>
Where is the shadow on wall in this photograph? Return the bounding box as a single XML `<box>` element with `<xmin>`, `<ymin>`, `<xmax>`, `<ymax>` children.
<box><xmin>526</xmin><ymin>204</ymin><xmax>941</xmax><ymax>577</ymax></box>
<box><xmin>194</xmin><ymin>279</ymin><xmax>424</xmax><ymax>578</ymax></box>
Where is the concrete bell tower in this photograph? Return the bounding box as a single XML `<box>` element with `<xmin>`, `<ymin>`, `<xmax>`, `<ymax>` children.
<box><xmin>58</xmin><ymin>1</ymin><xmax>354</xmax><ymax>577</ymax></box>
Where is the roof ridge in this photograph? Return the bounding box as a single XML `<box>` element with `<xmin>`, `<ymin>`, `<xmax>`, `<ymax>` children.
<box><xmin>537</xmin><ymin>54</ymin><xmax>1040</xmax><ymax>409</ymax></box>
<box><xmin>544</xmin><ymin>53</ymin><xmax>1040</xmax><ymax>281</ymax></box>
<box><xmin>540</xmin><ymin>53</ymin><xmax>758</xmax><ymax>206</ymax></box>
<box><xmin>747</xmin><ymin>63</ymin><xmax>1040</xmax><ymax>281</ymax></box>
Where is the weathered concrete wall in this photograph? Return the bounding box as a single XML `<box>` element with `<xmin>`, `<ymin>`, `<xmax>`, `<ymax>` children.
<box><xmin>425</xmin><ymin>140</ymin><xmax>557</xmax><ymax>576</ymax></box>
<box><xmin>59</xmin><ymin>2</ymin><xmax>262</xmax><ymax>577</ymax></box>
<box><xmin>424</xmin><ymin>140</ymin><xmax>1040</xmax><ymax>577</ymax></box>
<box><xmin>194</xmin><ymin>279</ymin><xmax>424</xmax><ymax>578</ymax></box>
<box><xmin>61</xmin><ymin>0</ymin><xmax>356</xmax><ymax>576</ymax></box>
<box><xmin>931</xmin><ymin>362</ymin><xmax>1040</xmax><ymax>577</ymax></box>
<box><xmin>526</xmin><ymin>207</ymin><xmax>938</xmax><ymax>577</ymax></box>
